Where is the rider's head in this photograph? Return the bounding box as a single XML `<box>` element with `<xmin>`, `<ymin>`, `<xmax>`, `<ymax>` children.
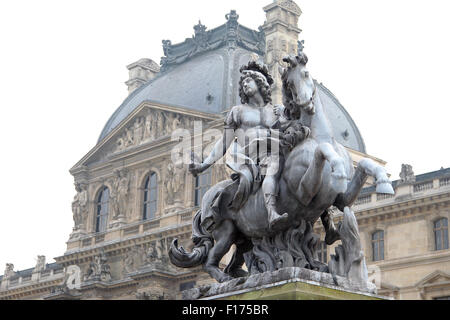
<box><xmin>239</xmin><ymin>61</ymin><xmax>273</xmax><ymax>105</ymax></box>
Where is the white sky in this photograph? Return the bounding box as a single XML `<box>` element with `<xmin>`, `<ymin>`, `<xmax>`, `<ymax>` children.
<box><xmin>0</xmin><ymin>0</ymin><xmax>449</xmax><ymax>272</ymax></box>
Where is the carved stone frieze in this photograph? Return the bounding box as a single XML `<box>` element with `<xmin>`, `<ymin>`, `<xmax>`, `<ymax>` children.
<box><xmin>84</xmin><ymin>250</ymin><xmax>111</xmax><ymax>282</ymax></box>
<box><xmin>140</xmin><ymin>239</ymin><xmax>172</xmax><ymax>271</ymax></box>
<box><xmin>114</xmin><ymin>108</ymin><xmax>203</xmax><ymax>153</ymax></box>
<box><xmin>122</xmin><ymin>246</ymin><xmax>143</xmax><ymax>276</ymax></box>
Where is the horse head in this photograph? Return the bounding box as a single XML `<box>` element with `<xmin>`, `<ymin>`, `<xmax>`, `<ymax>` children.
<box><xmin>279</xmin><ymin>53</ymin><xmax>316</xmax><ymax>117</ymax></box>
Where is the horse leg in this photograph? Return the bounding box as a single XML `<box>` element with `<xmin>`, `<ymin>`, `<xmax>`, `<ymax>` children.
<box><xmin>204</xmin><ymin>219</ymin><xmax>237</xmax><ymax>283</ymax></box>
<box><xmin>334</xmin><ymin>158</ymin><xmax>394</xmax><ymax>211</ymax></box>
<box><xmin>321</xmin><ymin>210</ymin><xmax>340</xmax><ymax>245</ymax></box>
<box><xmin>297</xmin><ymin>142</ymin><xmax>347</xmax><ymax>206</ymax></box>
<box><xmin>224</xmin><ymin>238</ymin><xmax>253</xmax><ymax>278</ymax></box>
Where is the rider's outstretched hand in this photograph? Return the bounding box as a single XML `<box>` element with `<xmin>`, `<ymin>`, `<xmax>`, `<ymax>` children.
<box><xmin>189</xmin><ymin>152</ymin><xmax>207</xmax><ymax>177</ymax></box>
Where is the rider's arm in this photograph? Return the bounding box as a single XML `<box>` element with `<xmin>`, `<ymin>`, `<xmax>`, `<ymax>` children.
<box><xmin>202</xmin><ymin>127</ymin><xmax>235</xmax><ymax>167</ymax></box>
<box><xmin>200</xmin><ymin>107</ymin><xmax>239</xmax><ymax>169</ymax></box>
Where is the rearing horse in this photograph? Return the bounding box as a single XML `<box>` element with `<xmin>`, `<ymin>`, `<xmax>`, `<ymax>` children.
<box><xmin>169</xmin><ymin>54</ymin><xmax>394</xmax><ymax>283</ymax></box>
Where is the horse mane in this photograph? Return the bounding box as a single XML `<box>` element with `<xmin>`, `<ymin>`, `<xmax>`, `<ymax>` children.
<box><xmin>280</xmin><ymin>53</ymin><xmax>310</xmax><ymax>120</ymax></box>
<box><xmin>281</xmin><ymin>65</ymin><xmax>301</xmax><ymax>120</ymax></box>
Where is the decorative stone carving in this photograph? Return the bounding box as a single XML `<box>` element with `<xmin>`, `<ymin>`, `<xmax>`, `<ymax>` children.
<box><xmin>122</xmin><ymin>246</ymin><xmax>140</xmax><ymax>276</ymax></box>
<box><xmin>165</xmin><ymin>160</ymin><xmax>186</xmax><ymax>206</ymax></box>
<box><xmin>133</xmin><ymin>116</ymin><xmax>145</xmax><ymax>145</ymax></box>
<box><xmin>3</xmin><ymin>263</ymin><xmax>16</xmax><ymax>279</ymax></box>
<box><xmin>160</xmin><ymin>12</ymin><xmax>264</xmax><ymax>72</ymax></box>
<box><xmin>34</xmin><ymin>255</ymin><xmax>46</xmax><ymax>273</ymax></box>
<box><xmin>135</xmin><ymin>290</ymin><xmax>165</xmax><ymax>300</ymax></box>
<box><xmin>141</xmin><ymin>239</ymin><xmax>171</xmax><ymax>270</ymax></box>
<box><xmin>277</xmin><ymin>0</ymin><xmax>302</xmax><ymax>15</ymax></box>
<box><xmin>110</xmin><ymin>169</ymin><xmax>129</xmax><ymax>226</ymax></box>
<box><xmin>115</xmin><ymin>109</ymin><xmax>202</xmax><ymax>154</ymax></box>
<box><xmin>71</xmin><ymin>182</ymin><xmax>88</xmax><ymax>232</ymax></box>
<box><xmin>84</xmin><ymin>250</ymin><xmax>111</xmax><ymax>282</ymax></box>
<box><xmin>399</xmin><ymin>164</ymin><xmax>416</xmax><ymax>185</ymax></box>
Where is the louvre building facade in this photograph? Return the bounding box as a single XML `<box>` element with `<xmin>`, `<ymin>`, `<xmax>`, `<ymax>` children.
<box><xmin>1</xmin><ymin>0</ymin><xmax>449</xmax><ymax>300</ymax></box>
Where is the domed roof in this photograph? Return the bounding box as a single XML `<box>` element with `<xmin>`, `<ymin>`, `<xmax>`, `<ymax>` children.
<box><xmin>98</xmin><ymin>14</ymin><xmax>366</xmax><ymax>153</ymax></box>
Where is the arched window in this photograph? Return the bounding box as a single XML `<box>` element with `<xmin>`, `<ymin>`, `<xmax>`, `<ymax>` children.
<box><xmin>194</xmin><ymin>168</ymin><xmax>212</xmax><ymax>207</ymax></box>
<box><xmin>434</xmin><ymin>218</ymin><xmax>449</xmax><ymax>251</ymax></box>
<box><xmin>372</xmin><ymin>230</ymin><xmax>385</xmax><ymax>261</ymax></box>
<box><xmin>143</xmin><ymin>172</ymin><xmax>158</xmax><ymax>220</ymax></box>
<box><xmin>96</xmin><ymin>187</ymin><xmax>109</xmax><ymax>232</ymax></box>
<box><xmin>317</xmin><ymin>241</ymin><xmax>327</xmax><ymax>263</ymax></box>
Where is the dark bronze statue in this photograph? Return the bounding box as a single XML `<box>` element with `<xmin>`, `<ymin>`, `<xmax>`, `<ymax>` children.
<box><xmin>169</xmin><ymin>54</ymin><xmax>394</xmax><ymax>290</ymax></box>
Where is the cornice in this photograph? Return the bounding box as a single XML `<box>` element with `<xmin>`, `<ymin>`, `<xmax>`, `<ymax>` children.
<box><xmin>354</xmin><ymin>191</ymin><xmax>450</xmax><ymax>223</ymax></box>
<box><xmin>0</xmin><ymin>278</ymin><xmax>63</xmax><ymax>300</ymax></box>
<box><xmin>367</xmin><ymin>250</ymin><xmax>450</xmax><ymax>272</ymax></box>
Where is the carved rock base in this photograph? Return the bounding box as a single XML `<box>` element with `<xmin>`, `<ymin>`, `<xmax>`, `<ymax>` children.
<box><xmin>243</xmin><ymin>220</ymin><xmax>328</xmax><ymax>275</ymax></box>
<box><xmin>182</xmin><ymin>267</ymin><xmax>384</xmax><ymax>300</ymax></box>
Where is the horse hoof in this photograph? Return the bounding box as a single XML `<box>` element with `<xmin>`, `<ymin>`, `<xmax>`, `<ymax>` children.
<box><xmin>325</xmin><ymin>229</ymin><xmax>340</xmax><ymax>245</ymax></box>
<box><xmin>229</xmin><ymin>268</ymin><xmax>248</xmax><ymax>278</ymax></box>
<box><xmin>376</xmin><ymin>182</ymin><xmax>394</xmax><ymax>195</ymax></box>
<box><xmin>218</xmin><ymin>275</ymin><xmax>233</xmax><ymax>283</ymax></box>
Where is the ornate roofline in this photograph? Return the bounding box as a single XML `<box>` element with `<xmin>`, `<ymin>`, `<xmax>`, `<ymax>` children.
<box><xmin>160</xmin><ymin>10</ymin><xmax>265</xmax><ymax>73</ymax></box>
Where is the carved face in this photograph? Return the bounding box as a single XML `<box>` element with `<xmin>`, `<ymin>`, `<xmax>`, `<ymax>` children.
<box><xmin>242</xmin><ymin>77</ymin><xmax>259</xmax><ymax>98</ymax></box>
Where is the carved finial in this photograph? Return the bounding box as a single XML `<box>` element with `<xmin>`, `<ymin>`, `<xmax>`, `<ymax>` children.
<box><xmin>193</xmin><ymin>20</ymin><xmax>207</xmax><ymax>35</ymax></box>
<box><xmin>225</xmin><ymin>10</ymin><xmax>239</xmax><ymax>22</ymax></box>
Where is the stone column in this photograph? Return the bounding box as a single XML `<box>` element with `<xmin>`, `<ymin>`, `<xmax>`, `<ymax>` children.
<box><xmin>261</xmin><ymin>0</ymin><xmax>302</xmax><ymax>105</ymax></box>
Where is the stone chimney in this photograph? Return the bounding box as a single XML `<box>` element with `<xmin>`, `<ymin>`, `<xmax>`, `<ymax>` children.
<box><xmin>261</xmin><ymin>0</ymin><xmax>302</xmax><ymax>105</ymax></box>
<box><xmin>125</xmin><ymin>58</ymin><xmax>160</xmax><ymax>94</ymax></box>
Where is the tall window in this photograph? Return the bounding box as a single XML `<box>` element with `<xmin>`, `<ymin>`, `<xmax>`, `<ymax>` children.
<box><xmin>143</xmin><ymin>172</ymin><xmax>158</xmax><ymax>220</ymax></box>
<box><xmin>317</xmin><ymin>241</ymin><xmax>327</xmax><ymax>263</ymax></box>
<box><xmin>96</xmin><ymin>187</ymin><xmax>109</xmax><ymax>232</ymax></box>
<box><xmin>195</xmin><ymin>168</ymin><xmax>211</xmax><ymax>206</ymax></box>
<box><xmin>434</xmin><ymin>218</ymin><xmax>449</xmax><ymax>251</ymax></box>
<box><xmin>372</xmin><ymin>230</ymin><xmax>385</xmax><ymax>261</ymax></box>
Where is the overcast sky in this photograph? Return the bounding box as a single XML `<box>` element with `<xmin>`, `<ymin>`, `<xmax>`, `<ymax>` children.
<box><xmin>0</xmin><ymin>0</ymin><xmax>449</xmax><ymax>272</ymax></box>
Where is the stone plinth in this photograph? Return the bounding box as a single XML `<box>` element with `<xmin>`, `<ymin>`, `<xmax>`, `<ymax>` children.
<box><xmin>182</xmin><ymin>267</ymin><xmax>390</xmax><ymax>300</ymax></box>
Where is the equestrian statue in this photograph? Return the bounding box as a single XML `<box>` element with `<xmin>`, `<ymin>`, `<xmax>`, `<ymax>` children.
<box><xmin>168</xmin><ymin>51</ymin><xmax>394</xmax><ymax>290</ymax></box>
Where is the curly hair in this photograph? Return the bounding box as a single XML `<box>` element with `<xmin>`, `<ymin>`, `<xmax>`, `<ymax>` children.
<box><xmin>239</xmin><ymin>70</ymin><xmax>272</xmax><ymax>104</ymax></box>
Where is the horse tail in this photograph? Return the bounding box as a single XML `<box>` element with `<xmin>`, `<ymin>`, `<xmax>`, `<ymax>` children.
<box><xmin>169</xmin><ymin>210</ymin><xmax>213</xmax><ymax>268</ymax></box>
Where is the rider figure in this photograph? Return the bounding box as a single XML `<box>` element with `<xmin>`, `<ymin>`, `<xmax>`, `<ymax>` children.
<box><xmin>189</xmin><ymin>61</ymin><xmax>290</xmax><ymax>229</ymax></box>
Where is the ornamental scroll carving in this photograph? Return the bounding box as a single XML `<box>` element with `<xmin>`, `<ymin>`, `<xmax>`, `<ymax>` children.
<box><xmin>278</xmin><ymin>0</ymin><xmax>302</xmax><ymax>15</ymax></box>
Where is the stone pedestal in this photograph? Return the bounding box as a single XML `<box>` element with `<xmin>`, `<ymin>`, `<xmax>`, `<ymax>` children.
<box><xmin>182</xmin><ymin>267</ymin><xmax>390</xmax><ymax>300</ymax></box>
